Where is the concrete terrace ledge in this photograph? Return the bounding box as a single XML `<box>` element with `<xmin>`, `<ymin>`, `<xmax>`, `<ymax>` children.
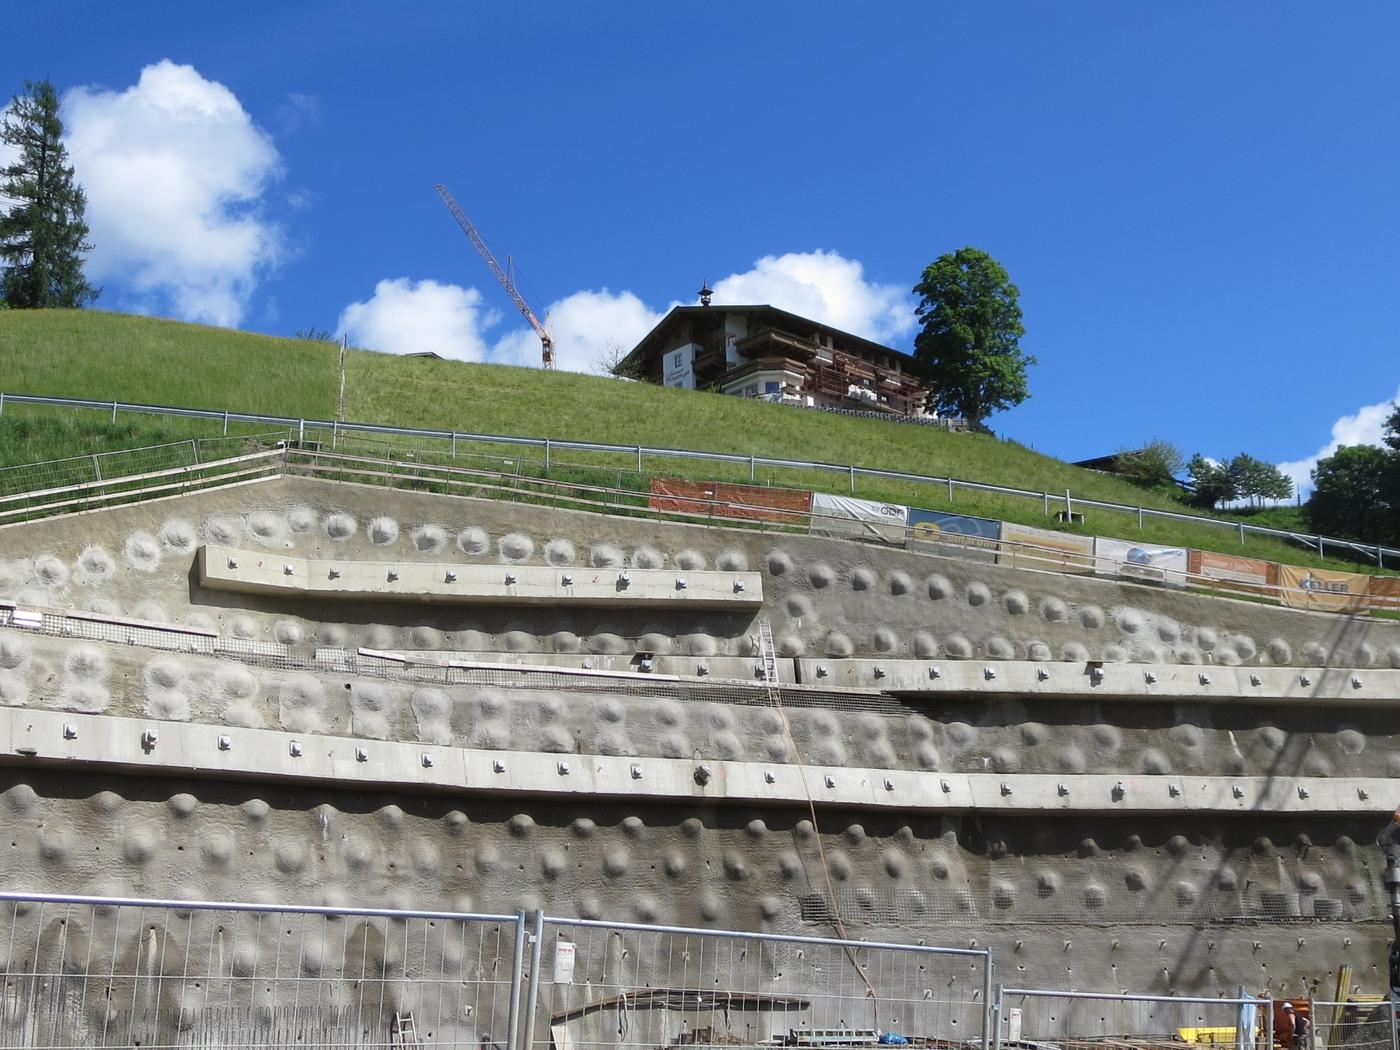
<box><xmin>197</xmin><ymin>544</ymin><xmax>764</xmax><ymax>608</ymax></box>
<box><xmin>1</xmin><ymin>708</ymin><xmax>1393</xmax><ymax>816</ymax></box>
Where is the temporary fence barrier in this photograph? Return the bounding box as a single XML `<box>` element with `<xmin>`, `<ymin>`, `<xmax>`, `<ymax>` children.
<box><xmin>0</xmin><ymin>891</ymin><xmax>999</xmax><ymax>1050</ymax></box>
<box><xmin>994</xmin><ymin>986</ymin><xmax>1273</xmax><ymax>1050</ymax></box>
<box><xmin>2</xmin><ymin>389</ymin><xmax>1396</xmax><ymax>567</ymax></box>
<box><xmin>1310</xmin><ymin>998</ymin><xmax>1394</xmax><ymax>1050</ymax></box>
<box><xmin>523</xmin><ymin>915</ymin><xmax>994</xmax><ymax>1050</ymax></box>
<box><xmin>0</xmin><ymin>890</ymin><xmax>524</xmax><ymax>1049</ymax></box>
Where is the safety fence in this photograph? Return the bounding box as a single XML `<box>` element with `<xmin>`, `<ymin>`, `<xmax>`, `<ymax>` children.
<box><xmin>3</xmin><ymin>435</ymin><xmax>1397</xmax><ymax>621</ymax></box>
<box><xmin>0</xmin><ymin>891</ymin><xmax>525</xmax><ymax>1049</ymax></box>
<box><xmin>0</xmin><ymin>892</ymin><xmax>993</xmax><ymax>1050</ymax></box>
<box><xmin>280</xmin><ymin>445</ymin><xmax>1399</xmax><ymax>617</ymax></box>
<box><xmin>1</xmin><ymin>390</ymin><xmax>1396</xmax><ymax>568</ymax></box>
<box><xmin>994</xmin><ymin>987</ymin><xmax>1273</xmax><ymax>1050</ymax></box>
<box><xmin>1311</xmin><ymin>998</ymin><xmax>1395</xmax><ymax>1050</ymax></box>
<box><xmin>522</xmin><ymin>915</ymin><xmax>992</xmax><ymax>1050</ymax></box>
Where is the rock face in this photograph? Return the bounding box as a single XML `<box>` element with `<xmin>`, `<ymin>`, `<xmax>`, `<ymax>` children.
<box><xmin>0</xmin><ymin>474</ymin><xmax>1397</xmax><ymax>1017</ymax></box>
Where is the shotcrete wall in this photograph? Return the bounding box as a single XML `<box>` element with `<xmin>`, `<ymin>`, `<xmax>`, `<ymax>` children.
<box><xmin>1</xmin><ymin>475</ymin><xmax>1398</xmax><ymax>1005</ymax></box>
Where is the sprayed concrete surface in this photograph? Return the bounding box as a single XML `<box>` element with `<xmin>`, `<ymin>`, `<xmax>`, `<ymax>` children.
<box><xmin>1</xmin><ymin>475</ymin><xmax>1398</xmax><ymax>1003</ymax></box>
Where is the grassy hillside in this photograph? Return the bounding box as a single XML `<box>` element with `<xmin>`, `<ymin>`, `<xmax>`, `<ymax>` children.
<box><xmin>0</xmin><ymin>309</ymin><xmax>1388</xmax><ymax>576</ymax></box>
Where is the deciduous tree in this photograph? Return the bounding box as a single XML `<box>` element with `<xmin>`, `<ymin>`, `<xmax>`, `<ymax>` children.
<box><xmin>912</xmin><ymin>248</ymin><xmax>1032</xmax><ymax>428</ymax></box>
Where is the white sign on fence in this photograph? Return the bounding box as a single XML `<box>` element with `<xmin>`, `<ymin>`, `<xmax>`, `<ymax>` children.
<box><xmin>810</xmin><ymin>493</ymin><xmax>909</xmax><ymax>546</ymax></box>
<box><xmin>553</xmin><ymin>940</ymin><xmax>576</xmax><ymax>984</ymax></box>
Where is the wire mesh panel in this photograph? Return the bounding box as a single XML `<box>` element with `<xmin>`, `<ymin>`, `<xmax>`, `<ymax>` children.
<box><xmin>0</xmin><ymin>892</ymin><xmax>523</xmax><ymax>1049</ymax></box>
<box><xmin>1311</xmin><ymin>1000</ymin><xmax>1394</xmax><ymax>1050</ymax></box>
<box><xmin>528</xmin><ymin>917</ymin><xmax>990</xmax><ymax>1050</ymax></box>
<box><xmin>996</xmin><ymin>988</ymin><xmax>1271</xmax><ymax>1050</ymax></box>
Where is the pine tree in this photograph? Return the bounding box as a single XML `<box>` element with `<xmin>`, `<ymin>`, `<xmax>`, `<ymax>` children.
<box><xmin>0</xmin><ymin>79</ymin><xmax>97</xmax><ymax>308</ymax></box>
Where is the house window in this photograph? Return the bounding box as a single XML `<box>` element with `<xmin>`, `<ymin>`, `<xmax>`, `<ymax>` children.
<box><xmin>764</xmin><ymin>381</ymin><xmax>780</xmax><ymax>394</ymax></box>
<box><xmin>745</xmin><ymin>384</ymin><xmax>758</xmax><ymax>397</ymax></box>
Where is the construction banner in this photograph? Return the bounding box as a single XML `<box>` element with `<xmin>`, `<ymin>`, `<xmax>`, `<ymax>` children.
<box><xmin>1093</xmin><ymin>537</ymin><xmax>1189</xmax><ymax>588</ymax></box>
<box><xmin>998</xmin><ymin>522</ymin><xmax>1095</xmax><ymax>574</ymax></box>
<box><xmin>648</xmin><ymin>478</ymin><xmax>812</xmax><ymax>525</ymax></box>
<box><xmin>809</xmin><ymin>492</ymin><xmax>909</xmax><ymax>546</ymax></box>
<box><xmin>1368</xmin><ymin>574</ymin><xmax>1400</xmax><ymax>612</ymax></box>
<box><xmin>1276</xmin><ymin>563</ymin><xmax>1371</xmax><ymax>613</ymax></box>
<box><xmin>1187</xmin><ymin>549</ymin><xmax>1276</xmax><ymax>595</ymax></box>
<box><xmin>907</xmin><ymin>509</ymin><xmax>1001</xmax><ymax>562</ymax></box>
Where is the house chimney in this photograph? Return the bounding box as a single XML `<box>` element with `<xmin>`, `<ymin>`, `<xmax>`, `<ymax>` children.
<box><xmin>698</xmin><ymin>282</ymin><xmax>713</xmax><ymax>307</ymax></box>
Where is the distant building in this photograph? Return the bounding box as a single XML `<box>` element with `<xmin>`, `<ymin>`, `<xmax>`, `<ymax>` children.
<box><xmin>615</xmin><ymin>303</ymin><xmax>929</xmax><ymax>418</ymax></box>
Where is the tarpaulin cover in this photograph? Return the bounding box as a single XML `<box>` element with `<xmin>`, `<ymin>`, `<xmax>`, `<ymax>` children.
<box><xmin>997</xmin><ymin>521</ymin><xmax>1095</xmax><ymax>574</ymax></box>
<box><xmin>1276</xmin><ymin>563</ymin><xmax>1371</xmax><ymax>613</ymax></box>
<box><xmin>907</xmin><ymin>509</ymin><xmax>1001</xmax><ymax>562</ymax></box>
<box><xmin>1094</xmin><ymin>537</ymin><xmax>1189</xmax><ymax>588</ymax></box>
<box><xmin>1187</xmin><ymin>549</ymin><xmax>1276</xmax><ymax>595</ymax></box>
<box><xmin>810</xmin><ymin>492</ymin><xmax>909</xmax><ymax>546</ymax></box>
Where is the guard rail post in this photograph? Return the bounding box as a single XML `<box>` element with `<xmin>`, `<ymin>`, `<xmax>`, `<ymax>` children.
<box><xmin>520</xmin><ymin>909</ymin><xmax>545</xmax><ymax>1050</ymax></box>
<box><xmin>982</xmin><ymin>953</ymin><xmax>995</xmax><ymax>1050</ymax></box>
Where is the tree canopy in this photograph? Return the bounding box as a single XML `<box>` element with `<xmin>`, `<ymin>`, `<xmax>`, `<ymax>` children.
<box><xmin>1305</xmin><ymin>404</ymin><xmax>1400</xmax><ymax>546</ymax></box>
<box><xmin>912</xmin><ymin>247</ymin><xmax>1032</xmax><ymax>428</ymax></box>
<box><xmin>0</xmin><ymin>79</ymin><xmax>97</xmax><ymax>308</ymax></box>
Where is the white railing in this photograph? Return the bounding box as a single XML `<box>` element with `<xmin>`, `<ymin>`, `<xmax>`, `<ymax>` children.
<box><xmin>1</xmin><ymin>390</ymin><xmax>1395</xmax><ymax>567</ymax></box>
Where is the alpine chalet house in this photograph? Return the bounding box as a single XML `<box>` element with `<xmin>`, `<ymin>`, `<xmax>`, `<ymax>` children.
<box><xmin>615</xmin><ymin>288</ymin><xmax>929</xmax><ymax>418</ymax></box>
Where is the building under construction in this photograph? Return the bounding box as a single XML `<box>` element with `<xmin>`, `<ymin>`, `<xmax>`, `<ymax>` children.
<box><xmin>617</xmin><ymin>300</ymin><xmax>929</xmax><ymax>417</ymax></box>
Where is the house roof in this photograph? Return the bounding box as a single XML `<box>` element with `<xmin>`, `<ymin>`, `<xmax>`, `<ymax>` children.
<box><xmin>618</xmin><ymin>305</ymin><xmax>914</xmax><ymax>374</ymax></box>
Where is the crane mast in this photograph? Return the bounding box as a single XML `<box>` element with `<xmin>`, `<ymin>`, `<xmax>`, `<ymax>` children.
<box><xmin>435</xmin><ymin>184</ymin><xmax>555</xmax><ymax>369</ymax></box>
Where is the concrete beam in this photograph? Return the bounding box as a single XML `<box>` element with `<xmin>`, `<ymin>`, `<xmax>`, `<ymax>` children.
<box><xmin>2</xmin><ymin>708</ymin><xmax>1392</xmax><ymax>817</ymax></box>
<box><xmin>796</xmin><ymin>658</ymin><xmax>1400</xmax><ymax>706</ymax></box>
<box><xmin>197</xmin><ymin>544</ymin><xmax>763</xmax><ymax>608</ymax></box>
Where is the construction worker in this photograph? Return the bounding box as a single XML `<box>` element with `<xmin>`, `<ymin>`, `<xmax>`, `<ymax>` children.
<box><xmin>1280</xmin><ymin>1003</ymin><xmax>1310</xmax><ymax>1050</ymax></box>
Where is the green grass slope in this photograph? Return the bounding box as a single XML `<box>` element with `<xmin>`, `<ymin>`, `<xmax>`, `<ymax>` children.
<box><xmin>0</xmin><ymin>309</ymin><xmax>1385</xmax><ymax>576</ymax></box>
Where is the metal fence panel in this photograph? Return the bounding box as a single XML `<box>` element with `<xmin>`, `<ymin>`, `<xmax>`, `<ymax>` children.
<box><xmin>1311</xmin><ymin>999</ymin><xmax>1394</xmax><ymax>1050</ymax></box>
<box><xmin>527</xmin><ymin>916</ymin><xmax>991</xmax><ymax>1050</ymax></box>
<box><xmin>996</xmin><ymin>987</ymin><xmax>1272</xmax><ymax>1050</ymax></box>
<box><xmin>0</xmin><ymin>892</ymin><xmax>523</xmax><ymax>1049</ymax></box>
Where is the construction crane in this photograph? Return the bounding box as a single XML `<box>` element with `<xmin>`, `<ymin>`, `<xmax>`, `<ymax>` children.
<box><xmin>435</xmin><ymin>184</ymin><xmax>555</xmax><ymax>369</ymax></box>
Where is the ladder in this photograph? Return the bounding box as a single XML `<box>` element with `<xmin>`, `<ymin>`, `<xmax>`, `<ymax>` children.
<box><xmin>391</xmin><ymin>1012</ymin><xmax>422</xmax><ymax>1047</ymax></box>
<box><xmin>757</xmin><ymin>619</ymin><xmax>779</xmax><ymax>696</ymax></box>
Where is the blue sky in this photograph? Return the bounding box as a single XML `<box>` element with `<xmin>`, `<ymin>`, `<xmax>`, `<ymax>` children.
<box><xmin>7</xmin><ymin>2</ymin><xmax>1398</xmax><ymax>485</ymax></box>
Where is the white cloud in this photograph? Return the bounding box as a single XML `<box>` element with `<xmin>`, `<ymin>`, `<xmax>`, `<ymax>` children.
<box><xmin>709</xmin><ymin>250</ymin><xmax>915</xmax><ymax>344</ymax></box>
<box><xmin>341</xmin><ymin>250</ymin><xmax>912</xmax><ymax>374</ymax></box>
<box><xmin>63</xmin><ymin>60</ymin><xmax>282</xmax><ymax>327</ymax></box>
<box><xmin>337</xmin><ymin>279</ymin><xmax>500</xmax><ymax>361</ymax></box>
<box><xmin>1277</xmin><ymin>385</ymin><xmax>1400</xmax><ymax>494</ymax></box>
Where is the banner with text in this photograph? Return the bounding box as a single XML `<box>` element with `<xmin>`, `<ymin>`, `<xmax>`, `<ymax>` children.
<box><xmin>647</xmin><ymin>478</ymin><xmax>812</xmax><ymax>525</ymax></box>
<box><xmin>1093</xmin><ymin>537</ymin><xmax>1189</xmax><ymax>587</ymax></box>
<box><xmin>907</xmin><ymin>509</ymin><xmax>1002</xmax><ymax>562</ymax></box>
<box><xmin>810</xmin><ymin>493</ymin><xmax>909</xmax><ymax>546</ymax></box>
<box><xmin>1276</xmin><ymin>564</ymin><xmax>1371</xmax><ymax>613</ymax></box>
<box><xmin>997</xmin><ymin>522</ymin><xmax>1095</xmax><ymax>574</ymax></box>
<box><xmin>1367</xmin><ymin>574</ymin><xmax>1400</xmax><ymax>612</ymax></box>
<box><xmin>1187</xmin><ymin>549</ymin><xmax>1276</xmax><ymax>595</ymax></box>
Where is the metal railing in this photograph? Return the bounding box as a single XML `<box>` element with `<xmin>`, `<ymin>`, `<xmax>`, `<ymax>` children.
<box><xmin>523</xmin><ymin>915</ymin><xmax>993</xmax><ymax>1050</ymax></box>
<box><xmin>2</xmin><ymin>390</ymin><xmax>1396</xmax><ymax>566</ymax></box>
<box><xmin>994</xmin><ymin>985</ymin><xmax>1274</xmax><ymax>1050</ymax></box>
